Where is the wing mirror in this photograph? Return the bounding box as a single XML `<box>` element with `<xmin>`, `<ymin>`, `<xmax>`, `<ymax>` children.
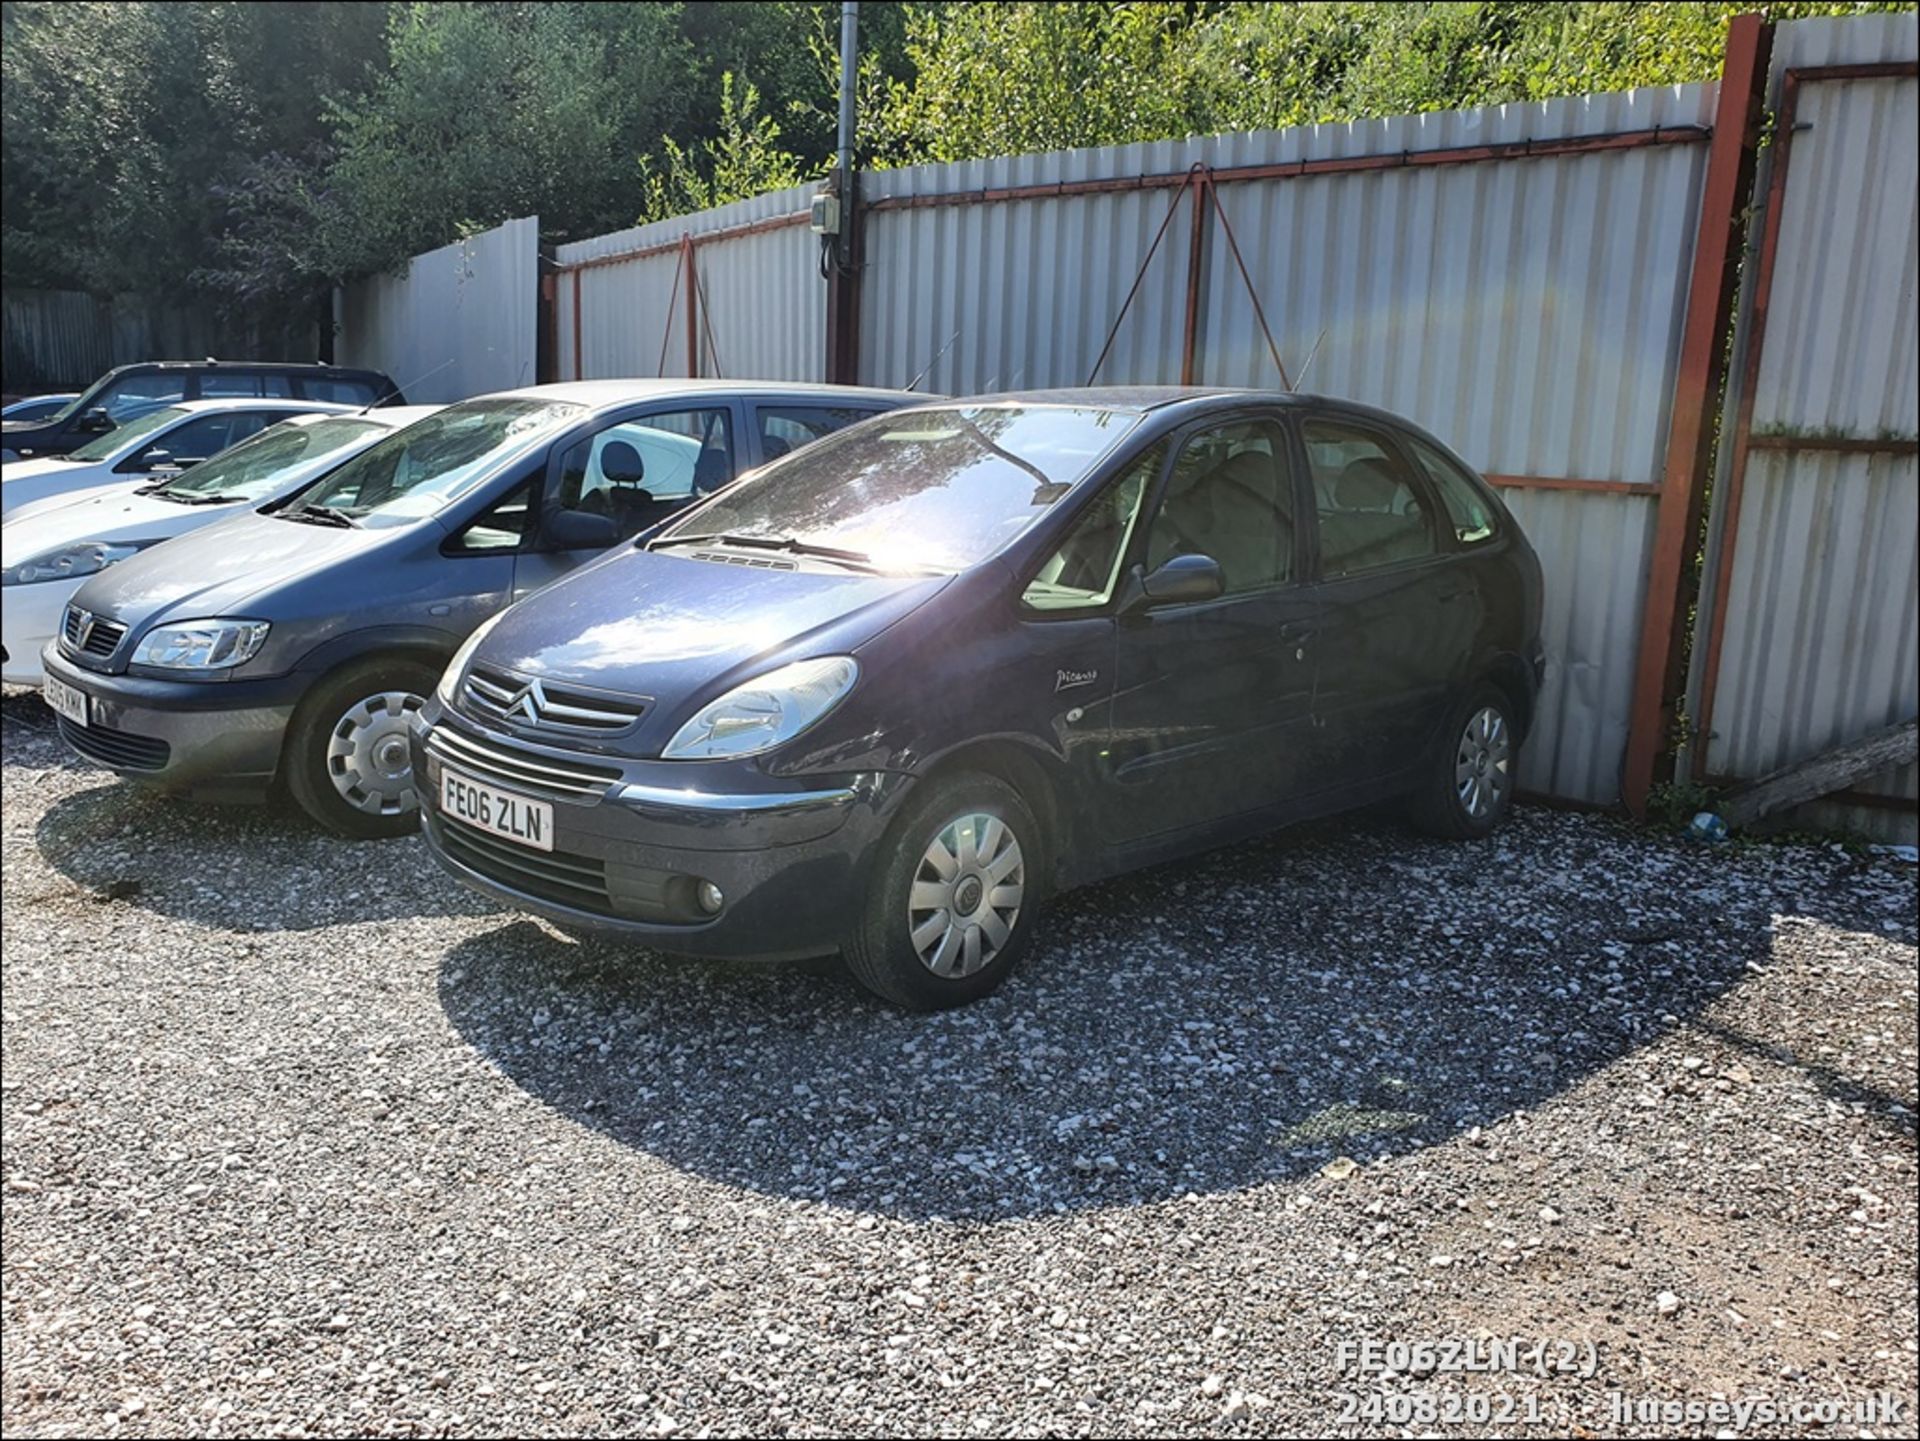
<box><xmin>546</xmin><ymin>507</ymin><xmax>621</xmax><ymax>551</ymax></box>
<box><xmin>140</xmin><ymin>449</ymin><xmax>175</xmax><ymax>471</ymax></box>
<box><xmin>79</xmin><ymin>407</ymin><xmax>114</xmax><ymax>434</ymax></box>
<box><xmin>1124</xmin><ymin>553</ymin><xmax>1226</xmax><ymax>613</ymax></box>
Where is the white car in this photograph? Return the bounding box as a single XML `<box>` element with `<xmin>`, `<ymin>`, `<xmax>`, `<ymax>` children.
<box><xmin>0</xmin><ymin>397</ymin><xmax>357</xmax><ymax>522</ymax></box>
<box><xmin>2</xmin><ymin>405</ymin><xmax>440</xmax><ymax>685</ymax></box>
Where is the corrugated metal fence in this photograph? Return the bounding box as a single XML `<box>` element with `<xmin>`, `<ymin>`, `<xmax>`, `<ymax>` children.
<box><xmin>552</xmin><ymin>186</ymin><xmax>820</xmax><ymax>385</ymax></box>
<box><xmin>336</xmin><ymin>216</ymin><xmax>539</xmax><ymax>404</ymax></box>
<box><xmin>1684</xmin><ymin>14</ymin><xmax>1919</xmax><ymax>842</ymax></box>
<box><xmin>543</xmin><ymin>12</ymin><xmax>1915</xmax><ymax>831</ymax></box>
<box><xmin>1</xmin><ymin>289</ymin><xmax>317</xmax><ymax>394</ymax></box>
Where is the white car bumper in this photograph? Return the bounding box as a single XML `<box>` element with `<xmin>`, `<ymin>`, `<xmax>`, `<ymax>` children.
<box><xmin>1</xmin><ymin>576</ymin><xmax>82</xmax><ymax>686</ymax></box>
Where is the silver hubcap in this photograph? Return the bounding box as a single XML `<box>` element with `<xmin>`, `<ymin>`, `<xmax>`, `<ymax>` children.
<box><xmin>1454</xmin><ymin>705</ymin><xmax>1512</xmax><ymax>820</ymax></box>
<box><xmin>326</xmin><ymin>691</ymin><xmax>425</xmax><ymax>816</ymax></box>
<box><xmin>908</xmin><ymin>811</ymin><xmax>1025</xmax><ymax>978</ymax></box>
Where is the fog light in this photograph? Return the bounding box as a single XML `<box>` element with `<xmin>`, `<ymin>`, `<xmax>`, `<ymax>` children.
<box><xmin>696</xmin><ymin>880</ymin><xmax>725</xmax><ymax>915</ymax></box>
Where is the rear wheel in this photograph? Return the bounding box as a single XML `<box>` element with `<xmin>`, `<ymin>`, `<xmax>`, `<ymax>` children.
<box><xmin>1409</xmin><ymin>682</ymin><xmax>1518</xmax><ymax>839</ymax></box>
<box><xmin>842</xmin><ymin>772</ymin><xmax>1045</xmax><ymax>1010</ymax></box>
<box><xmin>284</xmin><ymin>657</ymin><xmax>440</xmax><ymax>839</ymax></box>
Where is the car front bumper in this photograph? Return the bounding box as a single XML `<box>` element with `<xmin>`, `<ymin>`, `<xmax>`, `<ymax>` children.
<box><xmin>1</xmin><ymin>576</ymin><xmax>80</xmax><ymax>685</ymax></box>
<box><xmin>413</xmin><ymin>707</ymin><xmax>913</xmax><ymax>962</ymax></box>
<box><xmin>40</xmin><ymin>644</ymin><xmax>308</xmax><ymax>801</ymax></box>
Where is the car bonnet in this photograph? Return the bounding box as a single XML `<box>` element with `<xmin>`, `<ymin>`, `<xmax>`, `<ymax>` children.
<box><xmin>471</xmin><ymin>545</ymin><xmax>950</xmax><ymax>743</ymax></box>
<box><xmin>67</xmin><ymin>510</ymin><xmax>387</xmax><ymax>633</ymax></box>
<box><xmin>0</xmin><ymin>487</ymin><xmax>203</xmax><ymax>567</ymax></box>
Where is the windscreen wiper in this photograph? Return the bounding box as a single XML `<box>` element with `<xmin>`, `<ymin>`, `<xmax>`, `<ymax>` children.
<box><xmin>154</xmin><ymin>490</ymin><xmax>248</xmax><ymax>505</ymax></box>
<box><xmin>651</xmin><ymin>532</ymin><xmax>887</xmax><ymax>573</ymax></box>
<box><xmin>279</xmin><ymin>503</ymin><xmax>358</xmax><ymax>528</ymax></box>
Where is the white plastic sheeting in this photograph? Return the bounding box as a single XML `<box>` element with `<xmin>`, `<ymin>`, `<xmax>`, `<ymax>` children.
<box><xmin>337</xmin><ymin>216</ymin><xmax>538</xmax><ymax>404</ymax></box>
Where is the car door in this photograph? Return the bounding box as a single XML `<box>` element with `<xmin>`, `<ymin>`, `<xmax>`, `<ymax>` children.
<box><xmin>511</xmin><ymin>401</ymin><xmax>740</xmax><ymax>598</ymax></box>
<box><xmin>1102</xmin><ymin>412</ymin><xmax>1323</xmax><ymax>843</ymax></box>
<box><xmin>1298</xmin><ymin>411</ymin><xmax>1460</xmax><ymax>789</ymax></box>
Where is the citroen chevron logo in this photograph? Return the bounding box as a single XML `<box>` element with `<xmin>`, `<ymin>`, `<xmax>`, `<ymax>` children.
<box><xmin>504</xmin><ymin>678</ymin><xmax>547</xmax><ymax>724</ymax></box>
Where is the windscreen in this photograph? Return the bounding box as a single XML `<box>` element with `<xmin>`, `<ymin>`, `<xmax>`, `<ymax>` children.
<box><xmin>67</xmin><ymin>405</ymin><xmax>190</xmax><ymax>462</ymax></box>
<box><xmin>160</xmin><ymin>417</ymin><xmax>387</xmax><ymax>503</ymax></box>
<box><xmin>286</xmin><ymin>397</ymin><xmax>585</xmax><ymax>528</ymax></box>
<box><xmin>656</xmin><ymin>405</ymin><xmax>1142</xmax><ymax>573</ymax></box>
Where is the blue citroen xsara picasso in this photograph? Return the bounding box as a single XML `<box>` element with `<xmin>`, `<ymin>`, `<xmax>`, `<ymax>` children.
<box><xmin>415</xmin><ymin>388</ymin><xmax>1546</xmax><ymax>1010</ymax></box>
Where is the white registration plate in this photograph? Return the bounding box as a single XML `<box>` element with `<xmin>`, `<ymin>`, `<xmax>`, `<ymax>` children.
<box><xmin>44</xmin><ymin>673</ymin><xmax>89</xmax><ymax>726</ymax></box>
<box><xmin>439</xmin><ymin>767</ymin><xmax>554</xmax><ymax>852</ymax></box>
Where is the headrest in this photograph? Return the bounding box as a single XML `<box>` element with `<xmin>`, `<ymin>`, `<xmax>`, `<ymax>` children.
<box><xmin>600</xmin><ymin>439</ymin><xmax>645</xmax><ymax>484</ymax></box>
<box><xmin>1334</xmin><ymin>457</ymin><xmax>1400</xmax><ymax>511</ymax></box>
<box><xmin>1214</xmin><ymin>448</ymin><xmax>1276</xmax><ymax>492</ymax></box>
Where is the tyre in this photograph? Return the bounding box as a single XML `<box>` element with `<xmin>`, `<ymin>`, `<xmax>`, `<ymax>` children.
<box><xmin>842</xmin><ymin>771</ymin><xmax>1045</xmax><ymax>1010</ymax></box>
<box><xmin>284</xmin><ymin>656</ymin><xmax>441</xmax><ymax>839</ymax></box>
<box><xmin>1409</xmin><ymin>681</ymin><xmax>1519</xmax><ymax>839</ymax></box>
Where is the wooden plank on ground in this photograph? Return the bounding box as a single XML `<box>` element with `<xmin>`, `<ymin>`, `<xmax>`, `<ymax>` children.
<box><xmin>1721</xmin><ymin>718</ymin><xmax>1919</xmax><ymax>827</ymax></box>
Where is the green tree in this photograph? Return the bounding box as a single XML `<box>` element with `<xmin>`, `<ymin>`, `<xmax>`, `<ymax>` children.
<box><xmin>639</xmin><ymin>73</ymin><xmax>805</xmax><ymax>223</ymax></box>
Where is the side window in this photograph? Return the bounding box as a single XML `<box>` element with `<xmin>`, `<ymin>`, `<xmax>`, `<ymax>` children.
<box><xmin>555</xmin><ymin>407</ymin><xmax>733</xmax><ymax>536</ymax></box>
<box><xmin>1302</xmin><ymin>420</ymin><xmax>1441</xmax><ymax>578</ymax></box>
<box><xmin>756</xmin><ymin>404</ymin><xmax>883</xmax><ymax>463</ymax></box>
<box><xmin>447</xmin><ymin>482</ymin><xmax>534</xmax><ymax>553</ymax></box>
<box><xmin>1022</xmin><ymin>443</ymin><xmax>1165</xmax><ymax>612</ymax></box>
<box><xmin>1142</xmin><ymin>419</ymin><xmax>1295</xmax><ymax>595</ymax></box>
<box><xmin>122</xmin><ymin>413</ymin><xmax>247</xmax><ymax>470</ymax></box>
<box><xmin>300</xmin><ymin>377</ymin><xmax>376</xmax><ymax>404</ymax></box>
<box><xmin>1406</xmin><ymin>435</ymin><xmax>1498</xmax><ymax>546</ymax></box>
<box><xmin>97</xmin><ymin>374</ymin><xmax>186</xmax><ymax>421</ymax></box>
<box><xmin>199</xmin><ymin>373</ymin><xmax>264</xmax><ymax>398</ymax></box>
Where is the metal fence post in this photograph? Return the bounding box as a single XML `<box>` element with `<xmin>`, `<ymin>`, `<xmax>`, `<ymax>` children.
<box><xmin>1621</xmin><ymin>11</ymin><xmax>1773</xmax><ymax>817</ymax></box>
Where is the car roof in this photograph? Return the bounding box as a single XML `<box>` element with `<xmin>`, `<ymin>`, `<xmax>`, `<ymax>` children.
<box><xmin>270</xmin><ymin>404</ymin><xmax>440</xmax><ymax>429</ymax></box>
<box><xmin>931</xmin><ymin>386</ymin><xmax>1443</xmax><ymax>434</ymax></box>
<box><xmin>153</xmin><ymin>399</ymin><xmax>363</xmax><ymax>417</ymax></box>
<box><xmin>98</xmin><ymin>360</ymin><xmax>391</xmax><ymax>377</ymax></box>
<box><xmin>482</xmin><ymin>378</ymin><xmax>927</xmax><ymax>408</ymax></box>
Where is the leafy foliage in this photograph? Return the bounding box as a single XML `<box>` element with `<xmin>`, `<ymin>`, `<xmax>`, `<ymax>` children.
<box><xmin>1</xmin><ymin>0</ymin><xmax>1907</xmax><ymax>325</ymax></box>
<box><xmin>639</xmin><ymin>75</ymin><xmax>804</xmax><ymax>224</ymax></box>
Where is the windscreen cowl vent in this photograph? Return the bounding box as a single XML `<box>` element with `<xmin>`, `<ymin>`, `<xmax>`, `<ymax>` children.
<box><xmin>688</xmin><ymin>550</ymin><xmax>799</xmax><ymax>571</ymax></box>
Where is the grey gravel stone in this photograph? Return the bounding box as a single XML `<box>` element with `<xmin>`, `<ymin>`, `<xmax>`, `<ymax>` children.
<box><xmin>2</xmin><ymin>688</ymin><xmax>1915</xmax><ymax>1437</ymax></box>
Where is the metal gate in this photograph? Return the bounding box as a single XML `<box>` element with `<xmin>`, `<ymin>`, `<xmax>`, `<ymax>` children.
<box><xmin>1684</xmin><ymin>15</ymin><xmax>1919</xmax><ymax>842</ymax></box>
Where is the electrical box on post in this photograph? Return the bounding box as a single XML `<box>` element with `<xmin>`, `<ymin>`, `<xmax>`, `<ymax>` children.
<box><xmin>810</xmin><ymin>191</ymin><xmax>842</xmax><ymax>237</ymax></box>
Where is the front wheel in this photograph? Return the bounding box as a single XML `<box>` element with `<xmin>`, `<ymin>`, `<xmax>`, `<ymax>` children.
<box><xmin>1409</xmin><ymin>682</ymin><xmax>1519</xmax><ymax>839</ymax></box>
<box><xmin>284</xmin><ymin>657</ymin><xmax>441</xmax><ymax>839</ymax></box>
<box><xmin>842</xmin><ymin>772</ymin><xmax>1046</xmax><ymax>1010</ymax></box>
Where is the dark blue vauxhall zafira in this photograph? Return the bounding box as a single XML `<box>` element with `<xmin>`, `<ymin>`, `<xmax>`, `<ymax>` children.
<box><xmin>415</xmin><ymin>387</ymin><xmax>1546</xmax><ymax>1009</ymax></box>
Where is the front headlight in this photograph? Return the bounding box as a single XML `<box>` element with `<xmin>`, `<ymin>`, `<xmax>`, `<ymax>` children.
<box><xmin>437</xmin><ymin>611</ymin><xmax>506</xmax><ymax>705</ymax></box>
<box><xmin>131</xmin><ymin>618</ymin><xmax>270</xmax><ymax>670</ymax></box>
<box><xmin>2</xmin><ymin>538</ymin><xmax>151</xmax><ymax>587</ymax></box>
<box><xmin>662</xmin><ymin>656</ymin><xmax>859</xmax><ymax>760</ymax></box>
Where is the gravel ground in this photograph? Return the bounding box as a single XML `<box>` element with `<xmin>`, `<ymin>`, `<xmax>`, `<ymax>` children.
<box><xmin>3</xmin><ymin>689</ymin><xmax>1916</xmax><ymax>1438</ymax></box>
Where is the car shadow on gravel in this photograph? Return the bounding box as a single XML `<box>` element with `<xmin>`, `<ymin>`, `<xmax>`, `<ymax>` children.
<box><xmin>437</xmin><ymin>807</ymin><xmax>1908</xmax><ymax>1221</ymax></box>
<box><xmin>13</xmin><ymin>691</ymin><xmax>496</xmax><ymax>931</ymax></box>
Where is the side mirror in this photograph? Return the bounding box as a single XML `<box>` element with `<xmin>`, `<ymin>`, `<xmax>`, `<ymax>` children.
<box><xmin>546</xmin><ymin>507</ymin><xmax>620</xmax><ymax>551</ymax></box>
<box><xmin>1127</xmin><ymin>553</ymin><xmax>1226</xmax><ymax>611</ymax></box>
<box><xmin>140</xmin><ymin>450</ymin><xmax>175</xmax><ymax>470</ymax></box>
<box><xmin>79</xmin><ymin>407</ymin><xmax>114</xmax><ymax>433</ymax></box>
